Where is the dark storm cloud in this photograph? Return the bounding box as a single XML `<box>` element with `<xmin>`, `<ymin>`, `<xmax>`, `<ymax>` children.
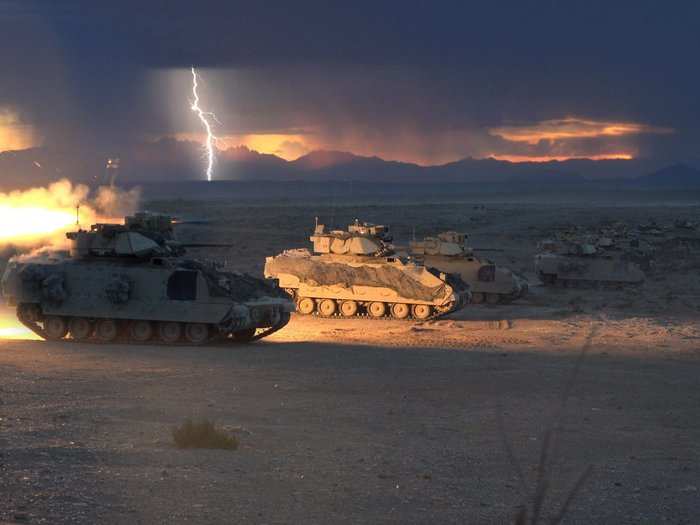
<box><xmin>1</xmin><ymin>0</ymin><xmax>698</xmax><ymax>162</ymax></box>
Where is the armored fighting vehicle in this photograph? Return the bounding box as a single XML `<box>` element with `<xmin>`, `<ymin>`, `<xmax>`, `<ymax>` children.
<box><xmin>535</xmin><ymin>240</ymin><xmax>645</xmax><ymax>288</ymax></box>
<box><xmin>264</xmin><ymin>220</ymin><xmax>470</xmax><ymax>320</ymax></box>
<box><xmin>1</xmin><ymin>217</ymin><xmax>293</xmax><ymax>344</ymax></box>
<box><xmin>408</xmin><ymin>231</ymin><xmax>527</xmax><ymax>304</ymax></box>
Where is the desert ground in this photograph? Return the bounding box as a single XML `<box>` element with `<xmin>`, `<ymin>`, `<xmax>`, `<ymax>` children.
<box><xmin>1</xmin><ymin>194</ymin><xmax>700</xmax><ymax>523</ymax></box>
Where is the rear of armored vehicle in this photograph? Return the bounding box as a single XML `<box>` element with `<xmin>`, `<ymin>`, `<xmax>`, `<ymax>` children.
<box><xmin>410</xmin><ymin>235</ymin><xmax>526</xmax><ymax>304</ymax></box>
<box><xmin>419</xmin><ymin>254</ymin><xmax>527</xmax><ymax>304</ymax></box>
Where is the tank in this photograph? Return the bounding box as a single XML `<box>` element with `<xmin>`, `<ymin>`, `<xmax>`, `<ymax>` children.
<box><xmin>264</xmin><ymin>220</ymin><xmax>471</xmax><ymax>320</ymax></box>
<box><xmin>1</xmin><ymin>218</ymin><xmax>294</xmax><ymax>344</ymax></box>
<box><xmin>535</xmin><ymin>239</ymin><xmax>645</xmax><ymax>287</ymax></box>
<box><xmin>408</xmin><ymin>231</ymin><xmax>528</xmax><ymax>304</ymax></box>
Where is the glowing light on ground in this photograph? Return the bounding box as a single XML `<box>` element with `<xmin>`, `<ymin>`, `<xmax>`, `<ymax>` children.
<box><xmin>0</xmin><ymin>323</ymin><xmax>41</xmax><ymax>340</ymax></box>
<box><xmin>190</xmin><ymin>67</ymin><xmax>218</xmax><ymax>181</ymax></box>
<box><xmin>0</xmin><ymin>309</ymin><xmax>41</xmax><ymax>340</ymax></box>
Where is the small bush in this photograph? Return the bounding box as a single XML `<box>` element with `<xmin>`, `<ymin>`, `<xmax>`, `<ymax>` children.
<box><xmin>172</xmin><ymin>419</ymin><xmax>239</xmax><ymax>450</ymax></box>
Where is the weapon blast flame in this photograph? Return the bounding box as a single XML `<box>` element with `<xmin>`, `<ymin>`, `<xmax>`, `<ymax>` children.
<box><xmin>0</xmin><ymin>179</ymin><xmax>140</xmax><ymax>247</ymax></box>
<box><xmin>0</xmin><ymin>206</ymin><xmax>76</xmax><ymax>241</ymax></box>
<box><xmin>0</xmin><ymin>181</ymin><xmax>140</xmax><ymax>341</ymax></box>
<box><xmin>190</xmin><ymin>67</ymin><xmax>218</xmax><ymax>182</ymax></box>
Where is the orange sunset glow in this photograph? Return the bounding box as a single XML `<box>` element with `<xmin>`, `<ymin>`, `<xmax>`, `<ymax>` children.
<box><xmin>0</xmin><ymin>107</ymin><xmax>39</xmax><ymax>152</ymax></box>
<box><xmin>490</xmin><ymin>117</ymin><xmax>673</xmax><ymax>144</ymax></box>
<box><xmin>234</xmin><ymin>134</ymin><xmax>313</xmax><ymax>160</ymax></box>
<box><xmin>166</xmin><ymin>115</ymin><xmax>673</xmax><ymax>166</ymax></box>
<box><xmin>171</xmin><ymin>132</ymin><xmax>314</xmax><ymax>160</ymax></box>
<box><xmin>488</xmin><ymin>153</ymin><xmax>634</xmax><ymax>163</ymax></box>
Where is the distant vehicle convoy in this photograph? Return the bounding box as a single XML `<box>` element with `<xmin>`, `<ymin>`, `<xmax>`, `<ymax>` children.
<box><xmin>535</xmin><ymin>239</ymin><xmax>645</xmax><ymax>288</ymax></box>
<box><xmin>0</xmin><ymin>212</ymin><xmax>651</xmax><ymax>343</ymax></box>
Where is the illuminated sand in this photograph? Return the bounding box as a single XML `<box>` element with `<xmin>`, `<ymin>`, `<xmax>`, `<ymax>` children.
<box><xmin>1</xmin><ymin>199</ymin><xmax>699</xmax><ymax>523</ymax></box>
<box><xmin>0</xmin><ymin>313</ymin><xmax>698</xmax><ymax>524</ymax></box>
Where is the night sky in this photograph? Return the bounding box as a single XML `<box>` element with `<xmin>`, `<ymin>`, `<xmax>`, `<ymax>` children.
<box><xmin>1</xmin><ymin>1</ymin><xmax>698</xmax><ymax>167</ymax></box>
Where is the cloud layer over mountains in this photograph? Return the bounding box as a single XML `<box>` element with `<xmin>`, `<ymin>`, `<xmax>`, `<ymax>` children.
<box><xmin>0</xmin><ymin>2</ymin><xmax>698</xmax><ymax>170</ymax></box>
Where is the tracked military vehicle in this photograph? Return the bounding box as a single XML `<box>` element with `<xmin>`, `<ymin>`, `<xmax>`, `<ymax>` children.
<box><xmin>264</xmin><ymin>220</ymin><xmax>470</xmax><ymax>320</ymax></box>
<box><xmin>1</xmin><ymin>216</ymin><xmax>293</xmax><ymax>344</ymax></box>
<box><xmin>408</xmin><ymin>231</ymin><xmax>527</xmax><ymax>304</ymax></box>
<box><xmin>535</xmin><ymin>240</ymin><xmax>645</xmax><ymax>288</ymax></box>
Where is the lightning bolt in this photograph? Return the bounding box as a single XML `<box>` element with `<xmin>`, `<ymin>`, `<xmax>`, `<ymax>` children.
<box><xmin>190</xmin><ymin>67</ymin><xmax>218</xmax><ymax>181</ymax></box>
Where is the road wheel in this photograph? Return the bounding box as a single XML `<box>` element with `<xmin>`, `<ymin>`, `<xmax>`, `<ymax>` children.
<box><xmin>411</xmin><ymin>304</ymin><xmax>432</xmax><ymax>320</ymax></box>
<box><xmin>340</xmin><ymin>300</ymin><xmax>358</xmax><ymax>317</ymax></box>
<box><xmin>486</xmin><ymin>293</ymin><xmax>501</xmax><ymax>305</ymax></box>
<box><xmin>232</xmin><ymin>328</ymin><xmax>257</xmax><ymax>342</ymax></box>
<box><xmin>540</xmin><ymin>274</ymin><xmax>556</xmax><ymax>286</ymax></box>
<box><xmin>368</xmin><ymin>302</ymin><xmax>386</xmax><ymax>318</ymax></box>
<box><xmin>391</xmin><ymin>303</ymin><xmax>410</xmax><ymax>319</ymax></box>
<box><xmin>297</xmin><ymin>297</ymin><xmax>316</xmax><ymax>315</ymax></box>
<box><xmin>318</xmin><ymin>299</ymin><xmax>337</xmax><ymax>317</ymax></box>
<box><xmin>95</xmin><ymin>319</ymin><xmax>119</xmax><ymax>343</ymax></box>
<box><xmin>43</xmin><ymin>316</ymin><xmax>68</xmax><ymax>340</ymax></box>
<box><xmin>158</xmin><ymin>322</ymin><xmax>182</xmax><ymax>344</ymax></box>
<box><xmin>471</xmin><ymin>292</ymin><xmax>484</xmax><ymax>304</ymax></box>
<box><xmin>129</xmin><ymin>320</ymin><xmax>153</xmax><ymax>342</ymax></box>
<box><xmin>185</xmin><ymin>323</ymin><xmax>209</xmax><ymax>345</ymax></box>
<box><xmin>69</xmin><ymin>317</ymin><xmax>92</xmax><ymax>341</ymax></box>
<box><xmin>18</xmin><ymin>303</ymin><xmax>40</xmax><ymax>323</ymax></box>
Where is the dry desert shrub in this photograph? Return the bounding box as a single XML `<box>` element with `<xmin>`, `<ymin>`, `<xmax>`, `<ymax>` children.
<box><xmin>502</xmin><ymin>324</ymin><xmax>598</xmax><ymax>524</ymax></box>
<box><xmin>172</xmin><ymin>419</ymin><xmax>239</xmax><ymax>450</ymax></box>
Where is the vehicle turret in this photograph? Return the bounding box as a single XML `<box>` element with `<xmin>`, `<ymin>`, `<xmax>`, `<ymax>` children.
<box><xmin>66</xmin><ymin>224</ymin><xmax>166</xmax><ymax>259</ymax></box>
<box><xmin>309</xmin><ymin>220</ymin><xmax>392</xmax><ymax>256</ymax></box>
<box><xmin>67</xmin><ymin>212</ymin><xmax>230</xmax><ymax>259</ymax></box>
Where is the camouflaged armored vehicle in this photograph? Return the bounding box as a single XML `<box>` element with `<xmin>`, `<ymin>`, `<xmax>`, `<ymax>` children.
<box><xmin>1</xmin><ymin>216</ymin><xmax>293</xmax><ymax>344</ymax></box>
<box><xmin>535</xmin><ymin>239</ymin><xmax>645</xmax><ymax>288</ymax></box>
<box><xmin>409</xmin><ymin>231</ymin><xmax>527</xmax><ymax>304</ymax></box>
<box><xmin>264</xmin><ymin>220</ymin><xmax>470</xmax><ymax>320</ymax></box>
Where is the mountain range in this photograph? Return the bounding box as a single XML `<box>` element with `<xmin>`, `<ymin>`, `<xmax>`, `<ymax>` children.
<box><xmin>0</xmin><ymin>139</ymin><xmax>699</xmax><ymax>189</ymax></box>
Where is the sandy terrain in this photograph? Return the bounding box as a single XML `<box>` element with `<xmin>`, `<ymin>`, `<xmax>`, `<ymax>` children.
<box><xmin>1</xmin><ymin>198</ymin><xmax>699</xmax><ymax>523</ymax></box>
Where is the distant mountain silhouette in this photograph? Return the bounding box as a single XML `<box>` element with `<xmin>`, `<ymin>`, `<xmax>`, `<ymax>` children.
<box><xmin>635</xmin><ymin>163</ymin><xmax>700</xmax><ymax>187</ymax></box>
<box><xmin>0</xmin><ymin>140</ymin><xmax>695</xmax><ymax>189</ymax></box>
<box><xmin>291</xmin><ymin>150</ymin><xmax>362</xmax><ymax>170</ymax></box>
